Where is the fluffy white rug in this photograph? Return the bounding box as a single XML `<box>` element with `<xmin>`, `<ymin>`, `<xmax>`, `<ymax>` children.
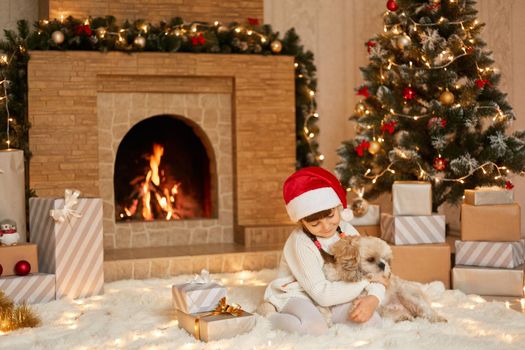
<box><xmin>1</xmin><ymin>269</ymin><xmax>524</xmax><ymax>350</ymax></box>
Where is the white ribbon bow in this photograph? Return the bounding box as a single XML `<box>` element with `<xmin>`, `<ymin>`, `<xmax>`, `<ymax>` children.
<box><xmin>50</xmin><ymin>189</ymin><xmax>83</xmax><ymax>223</ymax></box>
<box><xmin>190</xmin><ymin>269</ymin><xmax>213</xmax><ymax>284</ymax></box>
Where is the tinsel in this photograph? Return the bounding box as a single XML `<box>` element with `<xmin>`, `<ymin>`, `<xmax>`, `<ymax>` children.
<box><xmin>0</xmin><ymin>290</ymin><xmax>41</xmax><ymax>333</ymax></box>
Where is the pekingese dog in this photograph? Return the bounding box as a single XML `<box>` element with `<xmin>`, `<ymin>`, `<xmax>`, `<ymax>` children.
<box><xmin>324</xmin><ymin>235</ymin><xmax>446</xmax><ymax>323</ymax></box>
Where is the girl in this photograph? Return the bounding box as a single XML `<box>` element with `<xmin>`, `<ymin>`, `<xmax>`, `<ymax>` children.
<box><xmin>263</xmin><ymin>166</ymin><xmax>386</xmax><ymax>335</ymax></box>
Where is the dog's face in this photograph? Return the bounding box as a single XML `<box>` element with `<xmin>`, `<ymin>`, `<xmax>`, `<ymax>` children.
<box><xmin>331</xmin><ymin>236</ymin><xmax>393</xmax><ymax>282</ymax></box>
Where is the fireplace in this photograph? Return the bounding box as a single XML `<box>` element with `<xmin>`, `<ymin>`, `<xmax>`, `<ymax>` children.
<box><xmin>114</xmin><ymin>115</ymin><xmax>215</xmax><ymax>222</ymax></box>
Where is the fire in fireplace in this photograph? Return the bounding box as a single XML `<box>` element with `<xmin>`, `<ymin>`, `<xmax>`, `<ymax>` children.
<box><xmin>114</xmin><ymin>115</ymin><xmax>215</xmax><ymax>222</ymax></box>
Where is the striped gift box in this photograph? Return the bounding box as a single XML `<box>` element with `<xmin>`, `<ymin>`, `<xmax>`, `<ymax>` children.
<box><xmin>172</xmin><ymin>282</ymin><xmax>227</xmax><ymax>314</ymax></box>
<box><xmin>381</xmin><ymin>213</ymin><xmax>446</xmax><ymax>245</ymax></box>
<box><xmin>29</xmin><ymin>197</ymin><xmax>104</xmax><ymax>299</ymax></box>
<box><xmin>0</xmin><ymin>273</ymin><xmax>55</xmax><ymax>304</ymax></box>
<box><xmin>455</xmin><ymin>240</ymin><xmax>525</xmax><ymax>268</ymax></box>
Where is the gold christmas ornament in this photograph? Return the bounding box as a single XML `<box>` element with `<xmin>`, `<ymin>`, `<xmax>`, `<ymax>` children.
<box><xmin>350</xmin><ymin>197</ymin><xmax>369</xmax><ymax>217</ymax></box>
<box><xmin>355</xmin><ymin>102</ymin><xmax>367</xmax><ymax>116</ymax></box>
<box><xmin>51</xmin><ymin>30</ymin><xmax>65</xmax><ymax>44</ymax></box>
<box><xmin>134</xmin><ymin>36</ymin><xmax>146</xmax><ymax>48</ymax></box>
<box><xmin>368</xmin><ymin>140</ymin><xmax>381</xmax><ymax>155</ymax></box>
<box><xmin>217</xmin><ymin>25</ymin><xmax>229</xmax><ymax>34</ymax></box>
<box><xmin>396</xmin><ymin>34</ymin><xmax>412</xmax><ymax>50</ymax></box>
<box><xmin>439</xmin><ymin>90</ymin><xmax>455</xmax><ymax>106</ymax></box>
<box><xmin>270</xmin><ymin>40</ymin><xmax>282</xmax><ymax>53</ymax></box>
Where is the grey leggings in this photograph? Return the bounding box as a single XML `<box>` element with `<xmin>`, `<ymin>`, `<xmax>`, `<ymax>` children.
<box><xmin>268</xmin><ymin>297</ymin><xmax>382</xmax><ymax>335</ymax></box>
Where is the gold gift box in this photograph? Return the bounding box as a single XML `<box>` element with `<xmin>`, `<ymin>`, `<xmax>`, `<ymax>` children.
<box><xmin>392</xmin><ymin>181</ymin><xmax>432</xmax><ymax>216</ymax></box>
<box><xmin>452</xmin><ymin>265</ymin><xmax>525</xmax><ymax>297</ymax></box>
<box><xmin>391</xmin><ymin>243</ymin><xmax>451</xmax><ymax>288</ymax></box>
<box><xmin>177</xmin><ymin>309</ymin><xmax>256</xmax><ymax>342</ymax></box>
<box><xmin>461</xmin><ymin>203</ymin><xmax>521</xmax><ymax>242</ymax></box>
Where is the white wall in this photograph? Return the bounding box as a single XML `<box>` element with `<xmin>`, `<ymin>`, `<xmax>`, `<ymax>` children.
<box><xmin>0</xmin><ymin>0</ymin><xmax>39</xmax><ymax>40</ymax></box>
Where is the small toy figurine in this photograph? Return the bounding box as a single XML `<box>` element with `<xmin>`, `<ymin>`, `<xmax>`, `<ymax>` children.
<box><xmin>0</xmin><ymin>219</ymin><xmax>20</xmax><ymax>246</ymax></box>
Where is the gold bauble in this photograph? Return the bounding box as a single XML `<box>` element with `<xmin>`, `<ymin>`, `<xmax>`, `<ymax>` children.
<box><xmin>355</xmin><ymin>102</ymin><xmax>367</xmax><ymax>116</ymax></box>
<box><xmin>51</xmin><ymin>30</ymin><xmax>65</xmax><ymax>44</ymax></box>
<box><xmin>217</xmin><ymin>25</ymin><xmax>229</xmax><ymax>34</ymax></box>
<box><xmin>368</xmin><ymin>141</ymin><xmax>381</xmax><ymax>155</ymax></box>
<box><xmin>396</xmin><ymin>34</ymin><xmax>412</xmax><ymax>50</ymax></box>
<box><xmin>270</xmin><ymin>40</ymin><xmax>282</xmax><ymax>53</ymax></box>
<box><xmin>439</xmin><ymin>90</ymin><xmax>455</xmax><ymax>106</ymax></box>
<box><xmin>350</xmin><ymin>197</ymin><xmax>369</xmax><ymax>217</ymax></box>
<box><xmin>134</xmin><ymin>36</ymin><xmax>146</xmax><ymax>48</ymax></box>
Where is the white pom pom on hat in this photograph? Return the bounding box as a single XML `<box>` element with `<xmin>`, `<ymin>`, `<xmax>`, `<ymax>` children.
<box><xmin>283</xmin><ymin>166</ymin><xmax>354</xmax><ymax>222</ymax></box>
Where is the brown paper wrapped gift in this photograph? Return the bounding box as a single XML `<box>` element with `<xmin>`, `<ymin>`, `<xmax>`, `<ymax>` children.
<box><xmin>0</xmin><ymin>243</ymin><xmax>39</xmax><ymax>277</ymax></box>
<box><xmin>464</xmin><ymin>188</ymin><xmax>514</xmax><ymax>206</ymax></box>
<box><xmin>176</xmin><ymin>298</ymin><xmax>256</xmax><ymax>342</ymax></box>
<box><xmin>452</xmin><ymin>265</ymin><xmax>525</xmax><ymax>297</ymax></box>
<box><xmin>461</xmin><ymin>203</ymin><xmax>521</xmax><ymax>241</ymax></box>
<box><xmin>355</xmin><ymin>225</ymin><xmax>381</xmax><ymax>237</ymax></box>
<box><xmin>391</xmin><ymin>243</ymin><xmax>451</xmax><ymax>288</ymax></box>
<box><xmin>392</xmin><ymin>181</ymin><xmax>432</xmax><ymax>216</ymax></box>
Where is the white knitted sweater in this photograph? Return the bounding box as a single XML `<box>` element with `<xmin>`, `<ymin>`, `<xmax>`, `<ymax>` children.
<box><xmin>264</xmin><ymin>221</ymin><xmax>385</xmax><ymax>311</ymax></box>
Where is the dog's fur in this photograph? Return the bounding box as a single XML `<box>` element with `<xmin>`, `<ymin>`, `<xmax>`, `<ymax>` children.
<box><xmin>324</xmin><ymin>235</ymin><xmax>446</xmax><ymax>323</ymax></box>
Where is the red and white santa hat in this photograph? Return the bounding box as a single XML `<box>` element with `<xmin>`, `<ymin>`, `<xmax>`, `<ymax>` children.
<box><xmin>283</xmin><ymin>166</ymin><xmax>354</xmax><ymax>223</ymax></box>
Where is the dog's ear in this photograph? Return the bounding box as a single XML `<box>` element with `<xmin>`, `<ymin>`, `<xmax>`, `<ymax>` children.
<box><xmin>331</xmin><ymin>236</ymin><xmax>362</xmax><ymax>282</ymax></box>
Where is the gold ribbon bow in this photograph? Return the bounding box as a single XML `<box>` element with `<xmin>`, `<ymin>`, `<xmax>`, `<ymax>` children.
<box><xmin>194</xmin><ymin>297</ymin><xmax>244</xmax><ymax>340</ymax></box>
<box><xmin>50</xmin><ymin>189</ymin><xmax>83</xmax><ymax>223</ymax></box>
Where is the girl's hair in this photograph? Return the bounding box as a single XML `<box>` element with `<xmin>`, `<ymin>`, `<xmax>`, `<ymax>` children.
<box><xmin>301</xmin><ymin>208</ymin><xmax>336</xmax><ymax>264</ymax></box>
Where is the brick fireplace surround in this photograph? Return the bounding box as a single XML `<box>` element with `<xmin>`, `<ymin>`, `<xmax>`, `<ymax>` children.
<box><xmin>28</xmin><ymin>51</ymin><xmax>297</xmax><ymax>280</ymax></box>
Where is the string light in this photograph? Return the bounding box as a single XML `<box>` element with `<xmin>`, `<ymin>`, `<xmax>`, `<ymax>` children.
<box><xmin>1</xmin><ymin>53</ymin><xmax>14</xmax><ymax>149</ymax></box>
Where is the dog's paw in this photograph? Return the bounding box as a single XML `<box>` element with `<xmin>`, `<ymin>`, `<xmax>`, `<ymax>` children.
<box><xmin>256</xmin><ymin>302</ymin><xmax>277</xmax><ymax>316</ymax></box>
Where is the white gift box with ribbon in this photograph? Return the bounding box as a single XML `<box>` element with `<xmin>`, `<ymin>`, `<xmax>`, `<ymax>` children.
<box><xmin>29</xmin><ymin>190</ymin><xmax>104</xmax><ymax>299</ymax></box>
<box><xmin>172</xmin><ymin>269</ymin><xmax>227</xmax><ymax>314</ymax></box>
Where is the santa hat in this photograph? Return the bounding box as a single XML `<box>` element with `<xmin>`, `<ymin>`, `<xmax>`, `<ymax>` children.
<box><xmin>283</xmin><ymin>166</ymin><xmax>354</xmax><ymax>223</ymax></box>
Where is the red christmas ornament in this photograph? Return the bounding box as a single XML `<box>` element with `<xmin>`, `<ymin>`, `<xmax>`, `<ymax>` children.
<box><xmin>505</xmin><ymin>181</ymin><xmax>514</xmax><ymax>190</ymax></box>
<box><xmin>403</xmin><ymin>87</ymin><xmax>416</xmax><ymax>100</ymax></box>
<box><xmin>14</xmin><ymin>260</ymin><xmax>31</xmax><ymax>276</ymax></box>
<box><xmin>191</xmin><ymin>33</ymin><xmax>206</xmax><ymax>46</ymax></box>
<box><xmin>74</xmin><ymin>24</ymin><xmax>92</xmax><ymax>37</ymax></box>
<box><xmin>475</xmin><ymin>79</ymin><xmax>493</xmax><ymax>89</ymax></box>
<box><xmin>381</xmin><ymin>121</ymin><xmax>397</xmax><ymax>134</ymax></box>
<box><xmin>247</xmin><ymin>17</ymin><xmax>260</xmax><ymax>26</ymax></box>
<box><xmin>356</xmin><ymin>140</ymin><xmax>371</xmax><ymax>157</ymax></box>
<box><xmin>433</xmin><ymin>157</ymin><xmax>447</xmax><ymax>171</ymax></box>
<box><xmin>0</xmin><ymin>263</ymin><xmax>3</xmax><ymax>276</ymax></box>
<box><xmin>367</xmin><ymin>41</ymin><xmax>376</xmax><ymax>54</ymax></box>
<box><xmin>357</xmin><ymin>86</ymin><xmax>370</xmax><ymax>98</ymax></box>
<box><xmin>387</xmin><ymin>0</ymin><xmax>399</xmax><ymax>11</ymax></box>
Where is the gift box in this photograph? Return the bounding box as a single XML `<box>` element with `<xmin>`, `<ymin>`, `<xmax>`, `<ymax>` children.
<box><xmin>350</xmin><ymin>204</ymin><xmax>380</xmax><ymax>226</ymax></box>
<box><xmin>452</xmin><ymin>265</ymin><xmax>525</xmax><ymax>297</ymax></box>
<box><xmin>0</xmin><ymin>273</ymin><xmax>56</xmax><ymax>304</ymax></box>
<box><xmin>455</xmin><ymin>240</ymin><xmax>525</xmax><ymax>268</ymax></box>
<box><xmin>177</xmin><ymin>308</ymin><xmax>256</xmax><ymax>342</ymax></box>
<box><xmin>464</xmin><ymin>187</ymin><xmax>514</xmax><ymax>206</ymax></box>
<box><xmin>380</xmin><ymin>213</ymin><xmax>445</xmax><ymax>245</ymax></box>
<box><xmin>29</xmin><ymin>191</ymin><xmax>104</xmax><ymax>299</ymax></box>
<box><xmin>461</xmin><ymin>203</ymin><xmax>521</xmax><ymax>242</ymax></box>
<box><xmin>172</xmin><ymin>281</ymin><xmax>227</xmax><ymax>314</ymax></box>
<box><xmin>0</xmin><ymin>243</ymin><xmax>39</xmax><ymax>277</ymax></box>
<box><xmin>391</xmin><ymin>243</ymin><xmax>451</xmax><ymax>288</ymax></box>
<box><xmin>392</xmin><ymin>181</ymin><xmax>432</xmax><ymax>216</ymax></box>
<box><xmin>355</xmin><ymin>225</ymin><xmax>381</xmax><ymax>237</ymax></box>
<box><xmin>0</xmin><ymin>149</ymin><xmax>27</xmax><ymax>242</ymax></box>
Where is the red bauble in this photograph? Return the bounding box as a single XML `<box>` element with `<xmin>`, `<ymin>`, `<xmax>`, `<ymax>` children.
<box><xmin>505</xmin><ymin>181</ymin><xmax>514</xmax><ymax>190</ymax></box>
<box><xmin>403</xmin><ymin>87</ymin><xmax>416</xmax><ymax>100</ymax></box>
<box><xmin>14</xmin><ymin>260</ymin><xmax>31</xmax><ymax>276</ymax></box>
<box><xmin>0</xmin><ymin>263</ymin><xmax>3</xmax><ymax>276</ymax></box>
<box><xmin>433</xmin><ymin>157</ymin><xmax>447</xmax><ymax>171</ymax></box>
<box><xmin>387</xmin><ymin>0</ymin><xmax>399</xmax><ymax>11</ymax></box>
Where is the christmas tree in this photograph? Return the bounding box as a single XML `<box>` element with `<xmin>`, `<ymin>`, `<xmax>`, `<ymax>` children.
<box><xmin>337</xmin><ymin>0</ymin><xmax>525</xmax><ymax>210</ymax></box>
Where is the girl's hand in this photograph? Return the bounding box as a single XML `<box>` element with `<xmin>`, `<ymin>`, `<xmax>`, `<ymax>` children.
<box><xmin>348</xmin><ymin>295</ymin><xmax>379</xmax><ymax>323</ymax></box>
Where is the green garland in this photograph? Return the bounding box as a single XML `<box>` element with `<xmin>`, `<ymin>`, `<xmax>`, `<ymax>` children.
<box><xmin>0</xmin><ymin>17</ymin><xmax>321</xmax><ymax>178</ymax></box>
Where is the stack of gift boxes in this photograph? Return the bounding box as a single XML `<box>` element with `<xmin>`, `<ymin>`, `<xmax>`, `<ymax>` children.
<box><xmin>172</xmin><ymin>271</ymin><xmax>255</xmax><ymax>342</ymax></box>
<box><xmin>0</xmin><ymin>191</ymin><xmax>104</xmax><ymax>304</ymax></box>
<box><xmin>452</xmin><ymin>187</ymin><xmax>525</xmax><ymax>297</ymax></box>
<box><xmin>380</xmin><ymin>181</ymin><xmax>451</xmax><ymax>287</ymax></box>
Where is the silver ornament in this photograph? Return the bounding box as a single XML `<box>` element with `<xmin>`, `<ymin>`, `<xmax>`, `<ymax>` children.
<box><xmin>350</xmin><ymin>197</ymin><xmax>369</xmax><ymax>217</ymax></box>
<box><xmin>51</xmin><ymin>30</ymin><xmax>65</xmax><ymax>45</ymax></box>
<box><xmin>397</xmin><ymin>34</ymin><xmax>412</xmax><ymax>50</ymax></box>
